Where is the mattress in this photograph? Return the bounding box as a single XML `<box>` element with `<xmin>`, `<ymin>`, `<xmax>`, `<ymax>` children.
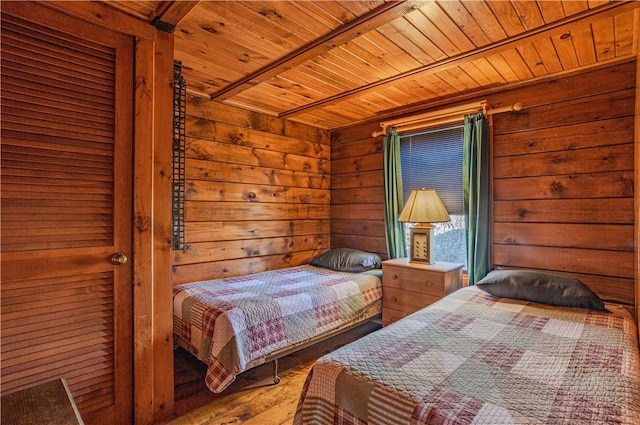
<box><xmin>294</xmin><ymin>285</ymin><xmax>640</xmax><ymax>425</ymax></box>
<box><xmin>173</xmin><ymin>265</ymin><xmax>382</xmax><ymax>392</ymax></box>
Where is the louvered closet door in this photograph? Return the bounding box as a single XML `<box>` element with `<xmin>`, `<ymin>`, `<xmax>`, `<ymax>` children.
<box><xmin>0</xmin><ymin>3</ymin><xmax>133</xmax><ymax>424</ymax></box>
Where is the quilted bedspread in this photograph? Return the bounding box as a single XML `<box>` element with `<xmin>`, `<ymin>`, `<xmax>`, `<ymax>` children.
<box><xmin>173</xmin><ymin>265</ymin><xmax>382</xmax><ymax>393</ymax></box>
<box><xmin>295</xmin><ymin>286</ymin><xmax>640</xmax><ymax>425</ymax></box>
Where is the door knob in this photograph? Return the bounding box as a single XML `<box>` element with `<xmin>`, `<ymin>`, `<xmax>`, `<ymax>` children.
<box><xmin>111</xmin><ymin>252</ymin><xmax>128</xmax><ymax>265</ymax></box>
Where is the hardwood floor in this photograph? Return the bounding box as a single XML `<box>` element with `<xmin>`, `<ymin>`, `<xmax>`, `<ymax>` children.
<box><xmin>160</xmin><ymin>320</ymin><xmax>381</xmax><ymax>425</ymax></box>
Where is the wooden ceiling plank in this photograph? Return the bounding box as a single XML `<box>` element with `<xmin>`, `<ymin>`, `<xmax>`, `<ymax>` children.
<box><xmin>237</xmin><ymin>1</ymin><xmax>327</xmax><ymax>43</ymax></box>
<box><xmin>328</xmin><ymin>45</ymin><xmax>392</xmax><ymax>81</ymax></box>
<box><xmin>571</xmin><ymin>24</ymin><xmax>598</xmax><ymax>66</ymax></box>
<box><xmin>182</xmin><ymin>6</ymin><xmax>290</xmax><ymax>59</ymax></box>
<box><xmin>471</xmin><ymin>57</ymin><xmax>509</xmax><ymax>86</ymax></box>
<box><xmin>561</xmin><ymin>1</ymin><xmax>591</xmax><ymax>17</ymax></box>
<box><xmin>352</xmin><ymin>31</ymin><xmax>422</xmax><ymax>72</ymax></box>
<box><xmin>295</xmin><ymin>64</ymin><xmax>354</xmax><ymax>92</ymax></box>
<box><xmin>591</xmin><ymin>16</ymin><xmax>616</xmax><ymax>62</ymax></box>
<box><xmin>537</xmin><ymin>0</ymin><xmax>567</xmax><ymax>23</ymax></box>
<box><xmin>552</xmin><ymin>32</ymin><xmax>581</xmax><ymax>70</ymax></box>
<box><xmin>516</xmin><ymin>43</ymin><xmax>550</xmax><ymax>78</ymax></box>
<box><xmin>193</xmin><ymin>1</ymin><xmax>303</xmax><ymax>56</ymax></box>
<box><xmin>380</xmin><ymin>85</ymin><xmax>424</xmax><ymax>107</ymax></box>
<box><xmin>375</xmin><ymin>20</ymin><xmax>437</xmax><ymax>66</ymax></box>
<box><xmin>437</xmin><ymin>0</ymin><xmax>492</xmax><ymax>48</ymax></box>
<box><xmin>510</xmin><ymin>1</ymin><xmax>547</xmax><ymax>31</ymax></box>
<box><xmin>614</xmin><ymin>11</ymin><xmax>636</xmax><ymax>56</ymax></box>
<box><xmin>434</xmin><ymin>67</ymin><xmax>479</xmax><ymax>92</ymax></box>
<box><xmin>458</xmin><ymin>61</ymin><xmax>497</xmax><ymax>87</ymax></box>
<box><xmin>308</xmin><ymin>55</ymin><xmax>372</xmax><ymax>88</ymax></box>
<box><xmin>390</xmin><ymin>13</ymin><xmax>446</xmax><ymax>62</ymax></box>
<box><xmin>459</xmin><ymin>0</ymin><xmax>509</xmax><ymax>42</ymax></box>
<box><xmin>399</xmin><ymin>78</ymin><xmax>441</xmax><ymax>101</ymax></box>
<box><xmin>175</xmin><ymin>29</ymin><xmax>271</xmax><ymax>76</ymax></box>
<box><xmin>499</xmin><ymin>49</ymin><xmax>535</xmax><ymax>80</ymax></box>
<box><xmin>279</xmin><ymin>68</ymin><xmax>346</xmax><ymax>96</ymax></box>
<box><xmin>486</xmin><ymin>1</ymin><xmax>527</xmax><ymax>37</ymax></box>
<box><xmin>531</xmin><ymin>38</ymin><xmax>564</xmax><ymax>74</ymax></box>
<box><xmin>341</xmin><ymin>37</ymin><xmax>408</xmax><ymax>76</ymax></box>
<box><xmin>208</xmin><ymin>1</ymin><xmax>419</xmax><ymax>101</ymax></box>
<box><xmin>290</xmin><ymin>1</ymin><xmax>351</xmax><ymax>28</ymax></box>
<box><xmin>266</xmin><ymin>75</ymin><xmax>327</xmax><ymax>101</ymax></box>
<box><xmin>280</xmin><ymin>1</ymin><xmax>638</xmax><ymax>119</ymax></box>
<box><xmin>332</xmin><ymin>1</ymin><xmax>386</xmax><ymax>19</ymax></box>
<box><xmin>413</xmin><ymin>72</ymin><xmax>459</xmax><ymax>98</ymax></box>
<box><xmin>419</xmin><ymin>1</ymin><xmax>477</xmax><ymax>52</ymax></box>
<box><xmin>484</xmin><ymin>52</ymin><xmax>522</xmax><ymax>83</ymax></box>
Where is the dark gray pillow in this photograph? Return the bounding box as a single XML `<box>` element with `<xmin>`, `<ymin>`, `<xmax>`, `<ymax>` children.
<box><xmin>310</xmin><ymin>248</ymin><xmax>382</xmax><ymax>272</ymax></box>
<box><xmin>476</xmin><ymin>269</ymin><xmax>609</xmax><ymax>312</ymax></box>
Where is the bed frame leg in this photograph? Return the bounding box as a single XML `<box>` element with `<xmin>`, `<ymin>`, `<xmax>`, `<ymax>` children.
<box><xmin>272</xmin><ymin>358</ymin><xmax>281</xmax><ymax>384</ymax></box>
<box><xmin>243</xmin><ymin>359</ymin><xmax>281</xmax><ymax>389</ymax></box>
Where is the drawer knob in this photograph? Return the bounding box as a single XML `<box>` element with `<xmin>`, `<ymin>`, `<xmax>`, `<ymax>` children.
<box><xmin>392</xmin><ymin>274</ymin><xmax>398</xmax><ymax>280</ymax></box>
<box><xmin>425</xmin><ymin>281</ymin><xmax>433</xmax><ymax>286</ymax></box>
<box><xmin>391</xmin><ymin>296</ymin><xmax>398</xmax><ymax>302</ymax></box>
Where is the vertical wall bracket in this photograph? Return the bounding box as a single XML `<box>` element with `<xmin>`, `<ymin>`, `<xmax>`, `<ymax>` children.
<box><xmin>172</xmin><ymin>60</ymin><xmax>186</xmax><ymax>251</ymax></box>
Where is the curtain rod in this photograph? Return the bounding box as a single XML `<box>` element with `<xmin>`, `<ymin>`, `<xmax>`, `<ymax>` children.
<box><xmin>372</xmin><ymin>101</ymin><xmax>522</xmax><ymax>137</ymax></box>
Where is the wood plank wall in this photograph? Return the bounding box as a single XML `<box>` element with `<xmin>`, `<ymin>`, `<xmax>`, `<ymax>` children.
<box><xmin>172</xmin><ymin>97</ymin><xmax>331</xmax><ymax>284</ymax></box>
<box><xmin>331</xmin><ymin>127</ymin><xmax>387</xmax><ymax>258</ymax></box>
<box><xmin>331</xmin><ymin>60</ymin><xmax>636</xmax><ymax>307</ymax></box>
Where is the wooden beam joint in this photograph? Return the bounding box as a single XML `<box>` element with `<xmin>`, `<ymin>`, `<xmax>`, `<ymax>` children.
<box><xmin>151</xmin><ymin>16</ymin><xmax>175</xmax><ymax>33</ymax></box>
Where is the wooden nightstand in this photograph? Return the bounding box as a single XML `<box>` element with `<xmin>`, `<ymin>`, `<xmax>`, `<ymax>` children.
<box><xmin>382</xmin><ymin>258</ymin><xmax>463</xmax><ymax>326</ymax></box>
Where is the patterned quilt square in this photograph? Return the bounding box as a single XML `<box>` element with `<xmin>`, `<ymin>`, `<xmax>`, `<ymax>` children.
<box><xmin>548</xmin><ymin>388</ymin><xmax>622</xmax><ymax>425</ymax></box>
<box><xmin>413</xmin><ymin>386</ymin><xmax>484</xmax><ymax>425</ymax></box>
<box><xmin>247</xmin><ymin>316</ymin><xmax>286</xmax><ymax>354</ymax></box>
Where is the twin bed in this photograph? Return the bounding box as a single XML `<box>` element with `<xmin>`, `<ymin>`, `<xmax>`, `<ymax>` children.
<box><xmin>172</xmin><ymin>248</ymin><xmax>384</xmax><ymax>392</ymax></box>
<box><xmin>173</xmin><ymin>251</ymin><xmax>640</xmax><ymax>424</ymax></box>
<box><xmin>294</xmin><ymin>270</ymin><xmax>640</xmax><ymax>424</ymax></box>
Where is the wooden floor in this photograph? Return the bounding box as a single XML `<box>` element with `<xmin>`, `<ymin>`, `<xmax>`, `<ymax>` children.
<box><xmin>160</xmin><ymin>320</ymin><xmax>381</xmax><ymax>425</ymax></box>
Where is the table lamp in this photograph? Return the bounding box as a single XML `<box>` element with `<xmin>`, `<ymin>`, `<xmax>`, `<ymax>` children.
<box><xmin>398</xmin><ymin>188</ymin><xmax>451</xmax><ymax>264</ymax></box>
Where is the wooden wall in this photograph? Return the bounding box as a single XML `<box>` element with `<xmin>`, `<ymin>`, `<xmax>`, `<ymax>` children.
<box><xmin>331</xmin><ymin>126</ymin><xmax>387</xmax><ymax>258</ymax></box>
<box><xmin>172</xmin><ymin>97</ymin><xmax>331</xmax><ymax>284</ymax></box>
<box><xmin>490</xmin><ymin>61</ymin><xmax>636</xmax><ymax>305</ymax></box>
<box><xmin>331</xmin><ymin>60</ymin><xmax>637</xmax><ymax>307</ymax></box>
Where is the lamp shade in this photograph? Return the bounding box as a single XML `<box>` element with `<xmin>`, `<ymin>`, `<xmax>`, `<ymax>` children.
<box><xmin>398</xmin><ymin>188</ymin><xmax>451</xmax><ymax>223</ymax></box>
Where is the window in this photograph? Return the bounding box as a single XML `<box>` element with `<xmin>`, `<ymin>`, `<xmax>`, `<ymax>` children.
<box><xmin>400</xmin><ymin>124</ymin><xmax>467</xmax><ymax>268</ymax></box>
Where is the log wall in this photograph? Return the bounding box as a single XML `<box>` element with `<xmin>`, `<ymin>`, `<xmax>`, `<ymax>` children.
<box><xmin>331</xmin><ymin>60</ymin><xmax>636</xmax><ymax>307</ymax></box>
<box><xmin>173</xmin><ymin>97</ymin><xmax>331</xmax><ymax>284</ymax></box>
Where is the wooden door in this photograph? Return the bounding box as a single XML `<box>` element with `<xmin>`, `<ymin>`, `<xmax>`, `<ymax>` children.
<box><xmin>0</xmin><ymin>3</ymin><xmax>134</xmax><ymax>424</ymax></box>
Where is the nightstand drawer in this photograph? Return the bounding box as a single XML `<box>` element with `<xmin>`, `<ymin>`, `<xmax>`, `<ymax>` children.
<box><xmin>382</xmin><ymin>307</ymin><xmax>410</xmax><ymax>326</ymax></box>
<box><xmin>382</xmin><ymin>286</ymin><xmax>442</xmax><ymax>312</ymax></box>
<box><xmin>383</xmin><ymin>266</ymin><xmax>445</xmax><ymax>297</ymax></box>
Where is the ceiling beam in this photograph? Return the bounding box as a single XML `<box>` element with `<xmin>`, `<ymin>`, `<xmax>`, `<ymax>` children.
<box><xmin>280</xmin><ymin>0</ymin><xmax>640</xmax><ymax>119</ymax></box>
<box><xmin>208</xmin><ymin>0</ymin><xmax>422</xmax><ymax>102</ymax></box>
<box><xmin>151</xmin><ymin>0</ymin><xmax>200</xmax><ymax>33</ymax></box>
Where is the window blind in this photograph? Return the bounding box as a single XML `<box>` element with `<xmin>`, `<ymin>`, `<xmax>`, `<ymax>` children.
<box><xmin>400</xmin><ymin>124</ymin><xmax>464</xmax><ymax>214</ymax></box>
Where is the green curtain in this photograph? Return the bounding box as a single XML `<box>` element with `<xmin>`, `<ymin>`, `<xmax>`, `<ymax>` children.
<box><xmin>383</xmin><ymin>129</ymin><xmax>406</xmax><ymax>259</ymax></box>
<box><xmin>463</xmin><ymin>113</ymin><xmax>491</xmax><ymax>285</ymax></box>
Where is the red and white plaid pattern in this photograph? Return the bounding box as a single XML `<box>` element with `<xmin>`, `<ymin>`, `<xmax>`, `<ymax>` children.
<box><xmin>248</xmin><ymin>317</ymin><xmax>286</xmax><ymax>354</ymax></box>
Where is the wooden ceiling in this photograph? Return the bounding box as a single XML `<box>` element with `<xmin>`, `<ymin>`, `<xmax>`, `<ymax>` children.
<box><xmin>105</xmin><ymin>0</ymin><xmax>639</xmax><ymax>130</ymax></box>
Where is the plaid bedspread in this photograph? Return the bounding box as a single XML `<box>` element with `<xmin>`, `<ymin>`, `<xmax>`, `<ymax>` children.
<box><xmin>173</xmin><ymin>265</ymin><xmax>382</xmax><ymax>393</ymax></box>
<box><xmin>295</xmin><ymin>286</ymin><xmax>640</xmax><ymax>425</ymax></box>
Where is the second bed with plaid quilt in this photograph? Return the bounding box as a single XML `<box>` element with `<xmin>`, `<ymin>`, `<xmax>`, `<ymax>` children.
<box><xmin>294</xmin><ymin>285</ymin><xmax>640</xmax><ymax>425</ymax></box>
<box><xmin>173</xmin><ymin>265</ymin><xmax>382</xmax><ymax>393</ymax></box>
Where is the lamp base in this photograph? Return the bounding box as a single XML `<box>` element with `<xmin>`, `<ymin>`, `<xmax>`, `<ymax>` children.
<box><xmin>408</xmin><ymin>224</ymin><xmax>435</xmax><ymax>264</ymax></box>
